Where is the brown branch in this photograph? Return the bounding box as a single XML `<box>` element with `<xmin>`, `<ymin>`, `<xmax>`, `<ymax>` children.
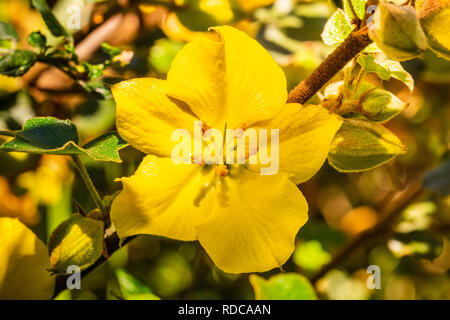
<box><xmin>287</xmin><ymin>28</ymin><xmax>372</xmax><ymax>104</ymax></box>
<box><xmin>310</xmin><ymin>181</ymin><xmax>425</xmax><ymax>284</ymax></box>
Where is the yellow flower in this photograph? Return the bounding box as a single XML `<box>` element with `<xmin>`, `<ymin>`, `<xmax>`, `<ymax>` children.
<box><xmin>0</xmin><ymin>217</ymin><xmax>54</xmax><ymax>299</ymax></box>
<box><xmin>111</xmin><ymin>26</ymin><xmax>342</xmax><ymax>273</ymax></box>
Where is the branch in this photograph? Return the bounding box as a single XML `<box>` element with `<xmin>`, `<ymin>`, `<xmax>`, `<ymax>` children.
<box><xmin>287</xmin><ymin>28</ymin><xmax>372</xmax><ymax>104</ymax></box>
<box><xmin>310</xmin><ymin>181</ymin><xmax>425</xmax><ymax>284</ymax></box>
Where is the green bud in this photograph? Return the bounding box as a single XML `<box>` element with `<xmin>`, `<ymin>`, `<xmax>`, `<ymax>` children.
<box><xmin>27</xmin><ymin>31</ymin><xmax>46</xmax><ymax>49</ymax></box>
<box><xmin>369</xmin><ymin>1</ymin><xmax>427</xmax><ymax>61</ymax></box>
<box><xmin>328</xmin><ymin>119</ymin><xmax>406</xmax><ymax>172</ymax></box>
<box><xmin>361</xmin><ymin>89</ymin><xmax>407</xmax><ymax>122</ymax></box>
<box><xmin>417</xmin><ymin>0</ymin><xmax>450</xmax><ymax>60</ymax></box>
<box><xmin>47</xmin><ymin>213</ymin><xmax>104</xmax><ymax>275</ymax></box>
<box><xmin>101</xmin><ymin>42</ymin><xmax>122</xmax><ymax>58</ymax></box>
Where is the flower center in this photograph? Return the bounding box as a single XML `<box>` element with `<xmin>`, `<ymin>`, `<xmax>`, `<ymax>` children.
<box><xmin>214</xmin><ymin>164</ymin><xmax>229</xmax><ymax>177</ymax></box>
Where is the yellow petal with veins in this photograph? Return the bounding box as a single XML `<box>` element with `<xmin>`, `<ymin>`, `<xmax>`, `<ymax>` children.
<box><xmin>112</xmin><ymin>78</ymin><xmax>198</xmax><ymax>157</ymax></box>
<box><xmin>166</xmin><ymin>25</ymin><xmax>287</xmax><ymax>129</ymax></box>
<box><xmin>0</xmin><ymin>217</ymin><xmax>54</xmax><ymax>299</ymax></box>
<box><xmin>250</xmin><ymin>104</ymin><xmax>343</xmax><ymax>184</ymax></box>
<box><xmin>197</xmin><ymin>169</ymin><xmax>308</xmax><ymax>273</ymax></box>
<box><xmin>110</xmin><ymin>156</ymin><xmax>215</xmax><ymax>241</ymax></box>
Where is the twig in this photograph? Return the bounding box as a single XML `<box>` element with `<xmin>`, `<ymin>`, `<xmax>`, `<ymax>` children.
<box><xmin>310</xmin><ymin>181</ymin><xmax>424</xmax><ymax>284</ymax></box>
<box><xmin>287</xmin><ymin>28</ymin><xmax>372</xmax><ymax>104</ymax></box>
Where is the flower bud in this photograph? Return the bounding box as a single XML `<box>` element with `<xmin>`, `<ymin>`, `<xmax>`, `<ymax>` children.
<box><xmin>417</xmin><ymin>0</ymin><xmax>450</xmax><ymax>60</ymax></box>
<box><xmin>361</xmin><ymin>89</ymin><xmax>407</xmax><ymax>122</ymax></box>
<box><xmin>369</xmin><ymin>1</ymin><xmax>427</xmax><ymax>61</ymax></box>
<box><xmin>47</xmin><ymin>213</ymin><xmax>104</xmax><ymax>275</ymax></box>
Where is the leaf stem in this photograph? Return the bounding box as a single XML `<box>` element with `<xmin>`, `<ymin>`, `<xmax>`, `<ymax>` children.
<box><xmin>71</xmin><ymin>155</ymin><xmax>108</xmax><ymax>218</ymax></box>
<box><xmin>0</xmin><ymin>130</ymin><xmax>16</xmax><ymax>137</ymax></box>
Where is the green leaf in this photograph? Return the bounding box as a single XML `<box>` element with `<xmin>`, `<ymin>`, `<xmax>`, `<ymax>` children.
<box><xmin>31</xmin><ymin>0</ymin><xmax>70</xmax><ymax>38</ymax></box>
<box><xmin>250</xmin><ymin>273</ymin><xmax>317</xmax><ymax>300</ymax></box>
<box><xmin>115</xmin><ymin>268</ymin><xmax>160</xmax><ymax>300</ymax></box>
<box><xmin>27</xmin><ymin>31</ymin><xmax>47</xmax><ymax>49</ymax></box>
<box><xmin>82</xmin><ymin>131</ymin><xmax>128</xmax><ymax>162</ymax></box>
<box><xmin>328</xmin><ymin>119</ymin><xmax>406</xmax><ymax>172</ymax></box>
<box><xmin>0</xmin><ymin>50</ymin><xmax>37</xmax><ymax>77</ymax></box>
<box><xmin>321</xmin><ymin>9</ymin><xmax>354</xmax><ymax>46</ymax></box>
<box><xmin>357</xmin><ymin>54</ymin><xmax>414</xmax><ymax>91</ymax></box>
<box><xmin>0</xmin><ymin>21</ymin><xmax>19</xmax><ymax>42</ymax></box>
<box><xmin>0</xmin><ymin>117</ymin><xmax>127</xmax><ymax>162</ymax></box>
<box><xmin>343</xmin><ymin>0</ymin><xmax>368</xmax><ymax>20</ymax></box>
<box><xmin>361</xmin><ymin>88</ymin><xmax>407</xmax><ymax>122</ymax></box>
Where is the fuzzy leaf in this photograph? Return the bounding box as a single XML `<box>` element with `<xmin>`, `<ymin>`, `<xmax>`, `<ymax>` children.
<box><xmin>357</xmin><ymin>54</ymin><xmax>414</xmax><ymax>91</ymax></box>
<box><xmin>0</xmin><ymin>50</ymin><xmax>37</xmax><ymax>77</ymax></box>
<box><xmin>82</xmin><ymin>131</ymin><xmax>128</xmax><ymax>162</ymax></box>
<box><xmin>321</xmin><ymin>9</ymin><xmax>354</xmax><ymax>46</ymax></box>
<box><xmin>344</xmin><ymin>0</ymin><xmax>368</xmax><ymax>20</ymax></box>
<box><xmin>328</xmin><ymin>119</ymin><xmax>406</xmax><ymax>172</ymax></box>
<box><xmin>0</xmin><ymin>117</ymin><xmax>127</xmax><ymax>162</ymax></box>
<box><xmin>250</xmin><ymin>273</ymin><xmax>317</xmax><ymax>300</ymax></box>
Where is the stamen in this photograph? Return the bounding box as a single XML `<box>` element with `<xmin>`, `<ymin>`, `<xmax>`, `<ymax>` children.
<box><xmin>214</xmin><ymin>164</ymin><xmax>229</xmax><ymax>177</ymax></box>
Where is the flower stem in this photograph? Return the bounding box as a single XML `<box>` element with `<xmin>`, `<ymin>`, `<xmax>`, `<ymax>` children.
<box><xmin>287</xmin><ymin>28</ymin><xmax>372</xmax><ymax>105</ymax></box>
<box><xmin>71</xmin><ymin>155</ymin><xmax>108</xmax><ymax>218</ymax></box>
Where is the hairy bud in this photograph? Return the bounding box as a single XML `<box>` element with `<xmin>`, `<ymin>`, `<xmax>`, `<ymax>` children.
<box><xmin>417</xmin><ymin>0</ymin><xmax>450</xmax><ymax>60</ymax></box>
<box><xmin>369</xmin><ymin>1</ymin><xmax>427</xmax><ymax>61</ymax></box>
<box><xmin>47</xmin><ymin>213</ymin><xmax>104</xmax><ymax>275</ymax></box>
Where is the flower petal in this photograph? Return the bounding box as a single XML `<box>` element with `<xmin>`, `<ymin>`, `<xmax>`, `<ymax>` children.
<box><xmin>250</xmin><ymin>104</ymin><xmax>343</xmax><ymax>184</ymax></box>
<box><xmin>112</xmin><ymin>78</ymin><xmax>198</xmax><ymax>157</ymax></box>
<box><xmin>111</xmin><ymin>156</ymin><xmax>215</xmax><ymax>241</ymax></box>
<box><xmin>0</xmin><ymin>217</ymin><xmax>54</xmax><ymax>299</ymax></box>
<box><xmin>196</xmin><ymin>170</ymin><xmax>308</xmax><ymax>274</ymax></box>
<box><xmin>166</xmin><ymin>25</ymin><xmax>287</xmax><ymax>128</ymax></box>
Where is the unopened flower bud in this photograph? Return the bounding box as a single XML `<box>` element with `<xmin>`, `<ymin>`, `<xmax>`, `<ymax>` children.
<box><xmin>47</xmin><ymin>213</ymin><xmax>104</xmax><ymax>275</ymax></box>
<box><xmin>369</xmin><ymin>1</ymin><xmax>427</xmax><ymax>61</ymax></box>
<box><xmin>417</xmin><ymin>0</ymin><xmax>450</xmax><ymax>60</ymax></box>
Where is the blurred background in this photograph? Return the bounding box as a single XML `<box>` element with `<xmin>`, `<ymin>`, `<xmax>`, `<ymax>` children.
<box><xmin>0</xmin><ymin>0</ymin><xmax>449</xmax><ymax>300</ymax></box>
